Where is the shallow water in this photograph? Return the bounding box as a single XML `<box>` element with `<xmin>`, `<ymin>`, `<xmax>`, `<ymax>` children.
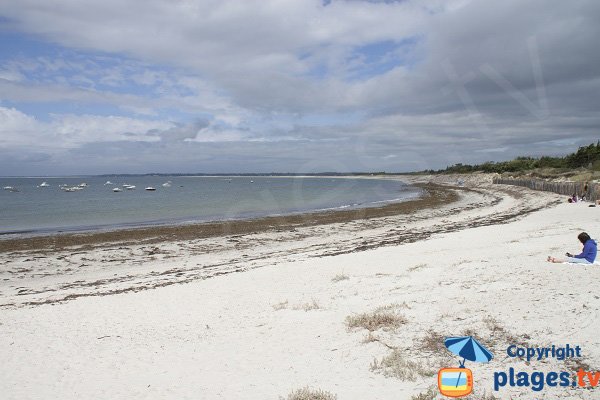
<box><xmin>0</xmin><ymin>176</ymin><xmax>420</xmax><ymax>235</ymax></box>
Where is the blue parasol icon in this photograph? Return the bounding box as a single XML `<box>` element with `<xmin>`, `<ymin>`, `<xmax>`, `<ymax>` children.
<box><xmin>444</xmin><ymin>336</ymin><xmax>493</xmax><ymax>388</ymax></box>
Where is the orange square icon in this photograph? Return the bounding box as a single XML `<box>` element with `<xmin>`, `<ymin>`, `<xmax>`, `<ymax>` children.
<box><xmin>438</xmin><ymin>367</ymin><xmax>473</xmax><ymax>397</ymax></box>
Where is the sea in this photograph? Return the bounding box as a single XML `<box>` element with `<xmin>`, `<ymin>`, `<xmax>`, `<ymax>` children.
<box><xmin>0</xmin><ymin>176</ymin><xmax>420</xmax><ymax>236</ymax></box>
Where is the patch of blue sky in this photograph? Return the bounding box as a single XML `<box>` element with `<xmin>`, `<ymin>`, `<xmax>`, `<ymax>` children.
<box><xmin>2</xmin><ymin>98</ymin><xmax>199</xmax><ymax>123</ymax></box>
<box><xmin>1</xmin><ymin>100</ymin><xmax>132</xmax><ymax>121</ymax></box>
<box><xmin>296</xmin><ymin>50</ymin><xmax>329</xmax><ymax>80</ymax></box>
<box><xmin>0</xmin><ymin>32</ymin><xmax>113</xmax><ymax>75</ymax></box>
<box><xmin>18</xmin><ymin>57</ymin><xmax>178</xmax><ymax>98</ymax></box>
<box><xmin>1</xmin><ymin>31</ymin><xmax>197</xmax><ymax>99</ymax></box>
<box><xmin>90</xmin><ymin>77</ymin><xmax>161</xmax><ymax>97</ymax></box>
<box><xmin>344</xmin><ymin>37</ymin><xmax>421</xmax><ymax>81</ymax></box>
<box><xmin>0</xmin><ymin>31</ymin><xmax>55</xmax><ymax>62</ymax></box>
<box><xmin>304</xmin><ymin>62</ymin><xmax>329</xmax><ymax>80</ymax></box>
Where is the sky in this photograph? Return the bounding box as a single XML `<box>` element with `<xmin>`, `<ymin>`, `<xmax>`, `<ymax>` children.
<box><xmin>0</xmin><ymin>0</ymin><xmax>598</xmax><ymax>175</ymax></box>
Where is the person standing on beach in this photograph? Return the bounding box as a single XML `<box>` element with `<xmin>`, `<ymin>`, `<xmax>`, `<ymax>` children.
<box><xmin>547</xmin><ymin>232</ymin><xmax>597</xmax><ymax>264</ymax></box>
<box><xmin>582</xmin><ymin>182</ymin><xmax>589</xmax><ymax>201</ymax></box>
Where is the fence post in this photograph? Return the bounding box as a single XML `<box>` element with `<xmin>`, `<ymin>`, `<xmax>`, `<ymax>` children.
<box><xmin>493</xmin><ymin>178</ymin><xmax>595</xmax><ymax>202</ymax></box>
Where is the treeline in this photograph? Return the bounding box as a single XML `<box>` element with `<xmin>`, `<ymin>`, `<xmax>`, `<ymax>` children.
<box><xmin>429</xmin><ymin>141</ymin><xmax>600</xmax><ymax>174</ymax></box>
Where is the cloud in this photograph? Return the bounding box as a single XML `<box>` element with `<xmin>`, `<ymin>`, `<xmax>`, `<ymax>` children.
<box><xmin>0</xmin><ymin>106</ymin><xmax>171</xmax><ymax>148</ymax></box>
<box><xmin>0</xmin><ymin>1</ymin><xmax>429</xmax><ymax>110</ymax></box>
<box><xmin>0</xmin><ymin>0</ymin><xmax>598</xmax><ymax>174</ymax></box>
<box><xmin>148</xmin><ymin>119</ymin><xmax>210</xmax><ymax>142</ymax></box>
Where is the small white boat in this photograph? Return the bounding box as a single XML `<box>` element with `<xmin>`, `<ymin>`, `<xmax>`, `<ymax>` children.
<box><xmin>3</xmin><ymin>186</ymin><xmax>18</xmax><ymax>192</ymax></box>
<box><xmin>38</xmin><ymin>181</ymin><xmax>50</xmax><ymax>187</ymax></box>
<box><xmin>161</xmin><ymin>181</ymin><xmax>171</xmax><ymax>187</ymax></box>
<box><xmin>113</xmin><ymin>187</ymin><xmax>122</xmax><ymax>192</ymax></box>
<box><xmin>250</xmin><ymin>180</ymin><xmax>254</xmax><ymax>183</ymax></box>
<box><xmin>104</xmin><ymin>181</ymin><xmax>113</xmax><ymax>185</ymax></box>
<box><xmin>78</xmin><ymin>183</ymin><xmax>88</xmax><ymax>187</ymax></box>
<box><xmin>145</xmin><ymin>187</ymin><xmax>156</xmax><ymax>191</ymax></box>
<box><xmin>61</xmin><ymin>185</ymin><xmax>82</xmax><ymax>191</ymax></box>
<box><xmin>123</xmin><ymin>184</ymin><xmax>136</xmax><ymax>190</ymax></box>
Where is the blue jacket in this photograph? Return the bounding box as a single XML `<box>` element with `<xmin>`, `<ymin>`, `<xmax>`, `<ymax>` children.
<box><xmin>574</xmin><ymin>239</ymin><xmax>597</xmax><ymax>263</ymax></box>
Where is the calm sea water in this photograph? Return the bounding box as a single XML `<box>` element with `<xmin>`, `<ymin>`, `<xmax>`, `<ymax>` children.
<box><xmin>0</xmin><ymin>176</ymin><xmax>420</xmax><ymax>235</ymax></box>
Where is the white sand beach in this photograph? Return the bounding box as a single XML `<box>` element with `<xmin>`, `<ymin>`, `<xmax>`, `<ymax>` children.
<box><xmin>1</xmin><ymin>177</ymin><xmax>599</xmax><ymax>399</ymax></box>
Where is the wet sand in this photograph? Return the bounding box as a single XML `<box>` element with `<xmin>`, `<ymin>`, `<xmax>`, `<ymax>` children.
<box><xmin>0</xmin><ymin>183</ymin><xmax>457</xmax><ymax>253</ymax></box>
<box><xmin>0</xmin><ymin>177</ymin><xmax>561</xmax><ymax>309</ymax></box>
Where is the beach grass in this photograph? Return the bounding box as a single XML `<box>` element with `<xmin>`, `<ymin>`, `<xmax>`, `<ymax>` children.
<box><xmin>294</xmin><ymin>299</ymin><xmax>321</xmax><ymax>312</ymax></box>
<box><xmin>346</xmin><ymin>307</ymin><xmax>407</xmax><ymax>331</ymax></box>
<box><xmin>407</xmin><ymin>263</ymin><xmax>428</xmax><ymax>272</ymax></box>
<box><xmin>418</xmin><ymin>329</ymin><xmax>447</xmax><ymax>354</ymax></box>
<box><xmin>272</xmin><ymin>300</ymin><xmax>289</xmax><ymax>310</ymax></box>
<box><xmin>331</xmin><ymin>273</ymin><xmax>349</xmax><ymax>282</ymax></box>
<box><xmin>282</xmin><ymin>387</ymin><xmax>337</xmax><ymax>400</ymax></box>
<box><xmin>410</xmin><ymin>386</ymin><xmax>438</xmax><ymax>400</ymax></box>
<box><xmin>370</xmin><ymin>349</ymin><xmax>436</xmax><ymax>381</ymax></box>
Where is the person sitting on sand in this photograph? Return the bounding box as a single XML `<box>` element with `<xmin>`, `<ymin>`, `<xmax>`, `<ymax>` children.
<box><xmin>547</xmin><ymin>232</ymin><xmax>597</xmax><ymax>264</ymax></box>
<box><xmin>568</xmin><ymin>193</ymin><xmax>578</xmax><ymax>203</ymax></box>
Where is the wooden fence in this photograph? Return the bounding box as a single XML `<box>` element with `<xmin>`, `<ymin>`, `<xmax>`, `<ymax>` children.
<box><xmin>493</xmin><ymin>178</ymin><xmax>598</xmax><ymax>202</ymax></box>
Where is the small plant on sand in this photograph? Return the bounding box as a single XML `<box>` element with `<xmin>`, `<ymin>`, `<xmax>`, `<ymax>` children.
<box><xmin>410</xmin><ymin>386</ymin><xmax>438</xmax><ymax>400</ymax></box>
<box><xmin>461</xmin><ymin>327</ymin><xmax>477</xmax><ymax>337</ymax></box>
<box><xmin>282</xmin><ymin>387</ymin><xmax>337</xmax><ymax>400</ymax></box>
<box><xmin>450</xmin><ymin>259</ymin><xmax>469</xmax><ymax>268</ymax></box>
<box><xmin>331</xmin><ymin>273</ymin><xmax>349</xmax><ymax>282</ymax></box>
<box><xmin>294</xmin><ymin>299</ymin><xmax>321</xmax><ymax>312</ymax></box>
<box><xmin>408</xmin><ymin>263</ymin><xmax>428</xmax><ymax>272</ymax></box>
<box><xmin>272</xmin><ymin>300</ymin><xmax>289</xmax><ymax>311</ymax></box>
<box><xmin>416</xmin><ymin>329</ymin><xmax>455</xmax><ymax>369</ymax></box>
<box><xmin>375</xmin><ymin>302</ymin><xmax>411</xmax><ymax>311</ymax></box>
<box><xmin>419</xmin><ymin>329</ymin><xmax>447</xmax><ymax>354</ymax></box>
<box><xmin>346</xmin><ymin>309</ymin><xmax>407</xmax><ymax>332</ymax></box>
<box><xmin>371</xmin><ymin>349</ymin><xmax>436</xmax><ymax>381</ymax></box>
<box><xmin>476</xmin><ymin>391</ymin><xmax>500</xmax><ymax>400</ymax></box>
<box><xmin>482</xmin><ymin>315</ymin><xmax>524</xmax><ymax>347</ymax></box>
<box><xmin>565</xmin><ymin>357</ymin><xmax>593</xmax><ymax>372</ymax></box>
<box><xmin>362</xmin><ymin>331</ymin><xmax>379</xmax><ymax>343</ymax></box>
